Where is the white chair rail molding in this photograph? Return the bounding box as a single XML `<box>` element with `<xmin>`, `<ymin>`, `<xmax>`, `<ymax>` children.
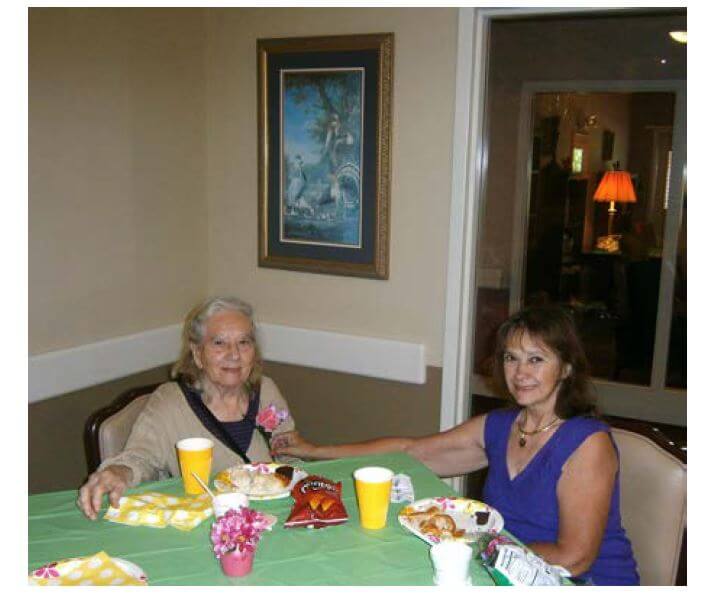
<box><xmin>29</xmin><ymin>323</ymin><xmax>427</xmax><ymax>403</ymax></box>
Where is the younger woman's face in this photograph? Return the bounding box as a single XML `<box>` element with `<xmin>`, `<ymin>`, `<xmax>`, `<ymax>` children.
<box><xmin>502</xmin><ymin>331</ymin><xmax>570</xmax><ymax>412</ymax></box>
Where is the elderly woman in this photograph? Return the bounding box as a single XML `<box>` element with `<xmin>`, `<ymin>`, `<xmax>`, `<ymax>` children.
<box><xmin>78</xmin><ymin>296</ymin><xmax>295</xmax><ymax>520</ymax></box>
<box><xmin>273</xmin><ymin>306</ymin><xmax>639</xmax><ymax>585</ymax></box>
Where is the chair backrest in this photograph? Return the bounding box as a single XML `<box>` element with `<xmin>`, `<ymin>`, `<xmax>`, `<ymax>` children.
<box><xmin>610</xmin><ymin>425</ymin><xmax>687</xmax><ymax>585</ymax></box>
<box><xmin>84</xmin><ymin>384</ymin><xmax>160</xmax><ymax>473</ymax></box>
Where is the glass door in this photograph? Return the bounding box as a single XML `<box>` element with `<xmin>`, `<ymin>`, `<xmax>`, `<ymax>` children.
<box><xmin>470</xmin><ymin>10</ymin><xmax>686</xmax><ymax>425</ymax></box>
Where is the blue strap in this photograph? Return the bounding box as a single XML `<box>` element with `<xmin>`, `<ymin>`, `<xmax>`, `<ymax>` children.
<box><xmin>178</xmin><ymin>380</ymin><xmax>258</xmax><ymax>464</ymax></box>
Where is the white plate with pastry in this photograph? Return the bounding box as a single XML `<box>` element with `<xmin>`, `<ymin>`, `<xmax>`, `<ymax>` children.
<box><xmin>398</xmin><ymin>496</ymin><xmax>504</xmax><ymax>545</ymax></box>
<box><xmin>213</xmin><ymin>463</ymin><xmax>307</xmax><ymax>500</ymax></box>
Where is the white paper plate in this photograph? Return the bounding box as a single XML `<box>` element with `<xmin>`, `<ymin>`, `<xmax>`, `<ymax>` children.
<box><xmin>398</xmin><ymin>496</ymin><xmax>504</xmax><ymax>545</ymax></box>
<box><xmin>213</xmin><ymin>463</ymin><xmax>307</xmax><ymax>500</ymax></box>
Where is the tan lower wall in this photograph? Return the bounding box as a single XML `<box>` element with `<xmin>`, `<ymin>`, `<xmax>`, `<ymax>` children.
<box><xmin>28</xmin><ymin>364</ymin><xmax>442</xmax><ymax>494</ymax></box>
<box><xmin>266</xmin><ymin>363</ymin><xmax>442</xmax><ymax>445</ymax></box>
<box><xmin>28</xmin><ymin>365</ymin><xmax>172</xmax><ymax>495</ymax></box>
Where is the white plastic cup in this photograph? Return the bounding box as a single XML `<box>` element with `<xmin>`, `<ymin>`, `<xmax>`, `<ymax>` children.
<box><xmin>212</xmin><ymin>492</ymin><xmax>249</xmax><ymax>518</ymax></box>
<box><xmin>430</xmin><ymin>541</ymin><xmax>473</xmax><ymax>586</ymax></box>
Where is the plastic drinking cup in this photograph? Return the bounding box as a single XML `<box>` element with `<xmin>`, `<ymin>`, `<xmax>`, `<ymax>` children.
<box><xmin>213</xmin><ymin>492</ymin><xmax>249</xmax><ymax>518</ymax></box>
<box><xmin>176</xmin><ymin>437</ymin><xmax>214</xmax><ymax>495</ymax></box>
<box><xmin>430</xmin><ymin>541</ymin><xmax>473</xmax><ymax>586</ymax></box>
<box><xmin>353</xmin><ymin>466</ymin><xmax>393</xmax><ymax>529</ymax></box>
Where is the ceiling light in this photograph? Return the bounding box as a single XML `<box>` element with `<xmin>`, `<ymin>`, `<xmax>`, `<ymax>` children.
<box><xmin>669</xmin><ymin>31</ymin><xmax>687</xmax><ymax>44</ymax></box>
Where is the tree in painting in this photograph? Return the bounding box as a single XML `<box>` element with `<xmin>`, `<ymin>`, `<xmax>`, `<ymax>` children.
<box><xmin>282</xmin><ymin>69</ymin><xmax>363</xmax><ymax>247</ymax></box>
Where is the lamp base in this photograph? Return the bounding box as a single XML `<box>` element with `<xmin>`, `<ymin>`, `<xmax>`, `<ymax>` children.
<box><xmin>595</xmin><ymin>234</ymin><xmax>621</xmax><ymax>254</ymax></box>
<box><xmin>606</xmin><ymin>201</ymin><xmax>617</xmax><ymax>235</ymax></box>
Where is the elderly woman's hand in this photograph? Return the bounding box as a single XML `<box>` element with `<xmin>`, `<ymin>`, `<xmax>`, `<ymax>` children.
<box><xmin>271</xmin><ymin>430</ymin><xmax>318</xmax><ymax>459</ymax></box>
<box><xmin>77</xmin><ymin>465</ymin><xmax>133</xmax><ymax>520</ymax></box>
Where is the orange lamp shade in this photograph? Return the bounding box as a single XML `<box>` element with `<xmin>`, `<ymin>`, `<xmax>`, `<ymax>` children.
<box><xmin>593</xmin><ymin>171</ymin><xmax>637</xmax><ymax>203</ymax></box>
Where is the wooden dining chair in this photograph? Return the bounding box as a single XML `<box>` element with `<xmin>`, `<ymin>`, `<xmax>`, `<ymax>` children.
<box><xmin>606</xmin><ymin>417</ymin><xmax>687</xmax><ymax>585</ymax></box>
<box><xmin>84</xmin><ymin>383</ymin><xmax>160</xmax><ymax>473</ymax></box>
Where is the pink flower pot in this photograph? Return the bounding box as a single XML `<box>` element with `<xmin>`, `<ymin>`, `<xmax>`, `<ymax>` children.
<box><xmin>220</xmin><ymin>549</ymin><xmax>254</xmax><ymax>577</ymax></box>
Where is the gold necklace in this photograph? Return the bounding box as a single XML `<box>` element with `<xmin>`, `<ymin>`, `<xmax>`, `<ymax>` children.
<box><xmin>518</xmin><ymin>412</ymin><xmax>562</xmax><ymax>447</ymax></box>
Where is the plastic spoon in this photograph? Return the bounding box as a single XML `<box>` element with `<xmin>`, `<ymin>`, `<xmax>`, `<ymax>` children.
<box><xmin>191</xmin><ymin>471</ymin><xmax>216</xmax><ymax>500</ymax></box>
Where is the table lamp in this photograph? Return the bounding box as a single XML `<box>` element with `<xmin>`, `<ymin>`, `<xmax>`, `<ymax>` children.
<box><xmin>593</xmin><ymin>170</ymin><xmax>636</xmax><ymax>236</ymax></box>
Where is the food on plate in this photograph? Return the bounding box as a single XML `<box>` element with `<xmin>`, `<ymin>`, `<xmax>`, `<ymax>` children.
<box><xmin>400</xmin><ymin>505</ymin><xmax>441</xmax><ymax>519</ymax></box>
<box><xmin>228</xmin><ymin>465</ymin><xmax>295</xmax><ymax>496</ymax></box>
<box><xmin>402</xmin><ymin>507</ymin><xmax>466</xmax><ymax>540</ymax></box>
<box><xmin>274</xmin><ymin>465</ymin><xmax>295</xmax><ymax>487</ymax></box>
<box><xmin>284</xmin><ymin>475</ymin><xmax>349</xmax><ymax>529</ymax></box>
<box><xmin>214</xmin><ymin>463</ymin><xmax>307</xmax><ymax>499</ymax></box>
<box><xmin>398</xmin><ymin>497</ymin><xmax>504</xmax><ymax>545</ymax></box>
<box><xmin>475</xmin><ymin>510</ymin><xmax>490</xmax><ymax>526</ymax></box>
<box><xmin>419</xmin><ymin>513</ymin><xmax>465</xmax><ymax>539</ymax></box>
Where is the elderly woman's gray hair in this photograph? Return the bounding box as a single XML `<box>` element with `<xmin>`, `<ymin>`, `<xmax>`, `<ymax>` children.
<box><xmin>171</xmin><ymin>296</ymin><xmax>263</xmax><ymax>390</ymax></box>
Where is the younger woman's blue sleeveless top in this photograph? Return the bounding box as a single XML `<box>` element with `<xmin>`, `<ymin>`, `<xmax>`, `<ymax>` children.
<box><xmin>482</xmin><ymin>409</ymin><xmax>639</xmax><ymax>585</ymax></box>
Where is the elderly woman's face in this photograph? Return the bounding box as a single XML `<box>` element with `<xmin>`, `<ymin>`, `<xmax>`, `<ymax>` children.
<box><xmin>191</xmin><ymin>310</ymin><xmax>256</xmax><ymax>391</ymax></box>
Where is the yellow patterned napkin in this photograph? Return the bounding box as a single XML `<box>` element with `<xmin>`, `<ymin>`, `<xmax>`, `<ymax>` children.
<box><xmin>104</xmin><ymin>492</ymin><xmax>213</xmax><ymax>531</ymax></box>
<box><xmin>29</xmin><ymin>551</ymin><xmax>147</xmax><ymax>586</ymax></box>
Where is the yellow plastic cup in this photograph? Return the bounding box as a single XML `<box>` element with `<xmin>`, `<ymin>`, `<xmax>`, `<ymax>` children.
<box><xmin>354</xmin><ymin>466</ymin><xmax>394</xmax><ymax>529</ymax></box>
<box><xmin>176</xmin><ymin>437</ymin><xmax>214</xmax><ymax>495</ymax></box>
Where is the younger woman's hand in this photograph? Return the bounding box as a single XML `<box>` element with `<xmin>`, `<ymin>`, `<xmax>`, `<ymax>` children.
<box><xmin>271</xmin><ymin>430</ymin><xmax>318</xmax><ymax>459</ymax></box>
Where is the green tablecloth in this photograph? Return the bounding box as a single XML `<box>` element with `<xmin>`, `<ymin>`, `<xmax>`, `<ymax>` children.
<box><xmin>29</xmin><ymin>452</ymin><xmax>498</xmax><ymax>585</ymax></box>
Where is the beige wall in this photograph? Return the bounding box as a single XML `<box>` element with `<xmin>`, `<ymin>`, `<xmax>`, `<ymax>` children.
<box><xmin>28</xmin><ymin>8</ymin><xmax>455</xmax><ymax>492</ymax></box>
<box><xmin>29</xmin><ymin>8</ymin><xmax>209</xmax><ymax>354</ymax></box>
<box><xmin>29</xmin><ymin>6</ymin><xmax>458</xmax><ymax>363</ymax></box>
<box><xmin>204</xmin><ymin>8</ymin><xmax>458</xmax><ymax>366</ymax></box>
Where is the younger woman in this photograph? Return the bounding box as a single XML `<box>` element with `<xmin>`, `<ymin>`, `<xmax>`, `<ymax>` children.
<box><xmin>273</xmin><ymin>306</ymin><xmax>639</xmax><ymax>585</ymax></box>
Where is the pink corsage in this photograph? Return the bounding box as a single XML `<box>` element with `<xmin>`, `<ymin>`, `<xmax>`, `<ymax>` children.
<box><xmin>255</xmin><ymin>404</ymin><xmax>289</xmax><ymax>447</ymax></box>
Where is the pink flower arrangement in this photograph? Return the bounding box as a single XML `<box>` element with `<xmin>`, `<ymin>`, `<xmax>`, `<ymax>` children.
<box><xmin>256</xmin><ymin>404</ymin><xmax>289</xmax><ymax>433</ymax></box>
<box><xmin>210</xmin><ymin>507</ymin><xmax>270</xmax><ymax>559</ymax></box>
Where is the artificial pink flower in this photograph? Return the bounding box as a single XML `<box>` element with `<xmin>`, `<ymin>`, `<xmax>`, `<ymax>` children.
<box><xmin>210</xmin><ymin>507</ymin><xmax>270</xmax><ymax>559</ymax></box>
<box><xmin>256</xmin><ymin>404</ymin><xmax>288</xmax><ymax>433</ymax></box>
<box><xmin>33</xmin><ymin>562</ymin><xmax>60</xmax><ymax>579</ymax></box>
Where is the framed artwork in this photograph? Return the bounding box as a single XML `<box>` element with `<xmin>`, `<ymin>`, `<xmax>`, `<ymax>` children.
<box><xmin>257</xmin><ymin>34</ymin><xmax>393</xmax><ymax>279</ymax></box>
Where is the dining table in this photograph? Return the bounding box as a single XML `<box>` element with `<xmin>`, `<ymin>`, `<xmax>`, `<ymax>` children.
<box><xmin>28</xmin><ymin>451</ymin><xmax>557</xmax><ymax>586</ymax></box>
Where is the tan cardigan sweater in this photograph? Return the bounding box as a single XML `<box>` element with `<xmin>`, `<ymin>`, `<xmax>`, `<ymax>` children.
<box><xmin>97</xmin><ymin>377</ymin><xmax>296</xmax><ymax>487</ymax></box>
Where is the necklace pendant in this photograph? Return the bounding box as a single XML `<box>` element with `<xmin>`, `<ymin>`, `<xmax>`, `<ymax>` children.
<box><xmin>519</xmin><ymin>435</ymin><xmax>526</xmax><ymax>448</ymax></box>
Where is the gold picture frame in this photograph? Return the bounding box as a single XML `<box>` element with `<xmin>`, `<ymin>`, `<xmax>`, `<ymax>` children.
<box><xmin>257</xmin><ymin>33</ymin><xmax>393</xmax><ymax>279</ymax></box>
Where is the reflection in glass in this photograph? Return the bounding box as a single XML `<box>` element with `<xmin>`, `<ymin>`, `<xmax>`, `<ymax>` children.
<box><xmin>524</xmin><ymin>92</ymin><xmax>674</xmax><ymax>385</ymax></box>
<box><xmin>471</xmin><ymin>11</ymin><xmax>686</xmax><ymax>396</ymax></box>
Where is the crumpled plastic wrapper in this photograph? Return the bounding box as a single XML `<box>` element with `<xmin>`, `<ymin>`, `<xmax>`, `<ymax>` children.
<box><xmin>478</xmin><ymin>534</ymin><xmax>570</xmax><ymax>586</ymax></box>
<box><xmin>391</xmin><ymin>473</ymin><xmax>415</xmax><ymax>503</ymax></box>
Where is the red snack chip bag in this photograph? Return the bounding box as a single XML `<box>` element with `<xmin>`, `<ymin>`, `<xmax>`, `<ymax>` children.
<box><xmin>284</xmin><ymin>475</ymin><xmax>349</xmax><ymax>529</ymax></box>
